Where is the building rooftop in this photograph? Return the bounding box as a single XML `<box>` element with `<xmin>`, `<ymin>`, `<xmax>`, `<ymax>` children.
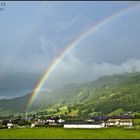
<box><xmin>92</xmin><ymin>115</ymin><xmax>132</xmax><ymax>121</ymax></box>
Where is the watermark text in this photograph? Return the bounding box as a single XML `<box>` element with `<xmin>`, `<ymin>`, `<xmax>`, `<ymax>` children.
<box><xmin>0</xmin><ymin>2</ymin><xmax>6</xmax><ymax>11</ymax></box>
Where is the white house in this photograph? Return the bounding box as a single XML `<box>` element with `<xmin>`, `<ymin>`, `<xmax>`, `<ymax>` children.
<box><xmin>46</xmin><ymin>119</ymin><xmax>55</xmax><ymax>123</ymax></box>
<box><xmin>106</xmin><ymin>116</ymin><xmax>133</xmax><ymax>127</ymax></box>
<box><xmin>119</xmin><ymin>120</ymin><xmax>133</xmax><ymax>126</ymax></box>
<box><xmin>64</xmin><ymin>122</ymin><xmax>105</xmax><ymax>129</ymax></box>
<box><xmin>31</xmin><ymin>121</ymin><xmax>38</xmax><ymax>128</ymax></box>
<box><xmin>58</xmin><ymin>119</ymin><xmax>65</xmax><ymax>123</ymax></box>
<box><xmin>7</xmin><ymin>123</ymin><xmax>13</xmax><ymax>129</ymax></box>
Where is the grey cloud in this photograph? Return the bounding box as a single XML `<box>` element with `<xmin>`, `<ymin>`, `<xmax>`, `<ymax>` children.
<box><xmin>46</xmin><ymin>55</ymin><xmax>140</xmax><ymax>88</ymax></box>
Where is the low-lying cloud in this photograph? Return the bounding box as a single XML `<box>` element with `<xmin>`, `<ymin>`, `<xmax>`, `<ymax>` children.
<box><xmin>47</xmin><ymin>55</ymin><xmax>140</xmax><ymax>88</ymax></box>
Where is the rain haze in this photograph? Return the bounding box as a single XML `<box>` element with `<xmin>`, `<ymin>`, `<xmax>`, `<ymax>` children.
<box><xmin>0</xmin><ymin>1</ymin><xmax>140</xmax><ymax>98</ymax></box>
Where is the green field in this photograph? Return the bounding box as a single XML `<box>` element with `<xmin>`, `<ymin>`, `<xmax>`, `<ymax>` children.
<box><xmin>0</xmin><ymin>128</ymin><xmax>140</xmax><ymax>139</ymax></box>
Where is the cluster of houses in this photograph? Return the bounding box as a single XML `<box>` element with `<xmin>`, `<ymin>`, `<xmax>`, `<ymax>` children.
<box><xmin>31</xmin><ymin>118</ymin><xmax>65</xmax><ymax>128</ymax></box>
<box><xmin>2</xmin><ymin>115</ymin><xmax>133</xmax><ymax>129</ymax></box>
<box><xmin>64</xmin><ymin>115</ymin><xmax>133</xmax><ymax>128</ymax></box>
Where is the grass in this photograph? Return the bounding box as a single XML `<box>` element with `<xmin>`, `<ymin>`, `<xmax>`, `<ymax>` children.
<box><xmin>54</xmin><ymin>106</ymin><xmax>68</xmax><ymax>116</ymax></box>
<box><xmin>133</xmin><ymin>119</ymin><xmax>140</xmax><ymax>129</ymax></box>
<box><xmin>133</xmin><ymin>119</ymin><xmax>140</xmax><ymax>125</ymax></box>
<box><xmin>67</xmin><ymin>109</ymin><xmax>78</xmax><ymax>116</ymax></box>
<box><xmin>0</xmin><ymin>127</ymin><xmax>140</xmax><ymax>139</ymax></box>
<box><xmin>107</xmin><ymin>108</ymin><xmax>124</xmax><ymax>116</ymax></box>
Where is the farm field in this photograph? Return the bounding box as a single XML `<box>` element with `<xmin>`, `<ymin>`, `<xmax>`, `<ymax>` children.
<box><xmin>0</xmin><ymin>128</ymin><xmax>140</xmax><ymax>139</ymax></box>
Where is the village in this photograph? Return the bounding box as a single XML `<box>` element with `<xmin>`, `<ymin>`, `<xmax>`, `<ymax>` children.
<box><xmin>0</xmin><ymin>114</ymin><xmax>133</xmax><ymax>129</ymax></box>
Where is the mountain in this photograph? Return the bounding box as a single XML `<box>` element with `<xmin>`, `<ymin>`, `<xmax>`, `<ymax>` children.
<box><xmin>0</xmin><ymin>72</ymin><xmax>140</xmax><ymax>116</ymax></box>
<box><xmin>0</xmin><ymin>94</ymin><xmax>30</xmax><ymax>114</ymax></box>
<box><xmin>0</xmin><ymin>72</ymin><xmax>42</xmax><ymax>98</ymax></box>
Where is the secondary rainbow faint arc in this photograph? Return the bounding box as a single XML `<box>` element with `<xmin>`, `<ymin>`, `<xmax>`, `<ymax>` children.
<box><xmin>26</xmin><ymin>3</ymin><xmax>140</xmax><ymax>111</ymax></box>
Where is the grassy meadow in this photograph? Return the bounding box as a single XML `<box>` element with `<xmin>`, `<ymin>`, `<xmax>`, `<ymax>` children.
<box><xmin>0</xmin><ymin>128</ymin><xmax>140</xmax><ymax>139</ymax></box>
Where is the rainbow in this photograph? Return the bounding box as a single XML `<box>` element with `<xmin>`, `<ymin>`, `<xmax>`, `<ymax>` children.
<box><xmin>26</xmin><ymin>3</ymin><xmax>140</xmax><ymax>111</ymax></box>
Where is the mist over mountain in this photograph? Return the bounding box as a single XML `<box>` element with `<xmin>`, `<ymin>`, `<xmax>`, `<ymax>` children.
<box><xmin>1</xmin><ymin>58</ymin><xmax>140</xmax><ymax>99</ymax></box>
<box><xmin>0</xmin><ymin>72</ymin><xmax>140</xmax><ymax>116</ymax></box>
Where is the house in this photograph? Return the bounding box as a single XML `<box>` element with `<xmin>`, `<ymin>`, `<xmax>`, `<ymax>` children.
<box><xmin>119</xmin><ymin>119</ymin><xmax>132</xmax><ymax>126</ymax></box>
<box><xmin>45</xmin><ymin>119</ymin><xmax>58</xmax><ymax>126</ymax></box>
<box><xmin>106</xmin><ymin>116</ymin><xmax>133</xmax><ymax>127</ymax></box>
<box><xmin>7</xmin><ymin>123</ymin><xmax>13</xmax><ymax>129</ymax></box>
<box><xmin>85</xmin><ymin>119</ymin><xmax>95</xmax><ymax>123</ymax></box>
<box><xmin>37</xmin><ymin>119</ymin><xmax>46</xmax><ymax>124</ymax></box>
<box><xmin>46</xmin><ymin>119</ymin><xmax>55</xmax><ymax>123</ymax></box>
<box><xmin>92</xmin><ymin>115</ymin><xmax>133</xmax><ymax>127</ymax></box>
<box><xmin>92</xmin><ymin>116</ymin><xmax>108</xmax><ymax>122</ymax></box>
<box><xmin>64</xmin><ymin>122</ymin><xmax>105</xmax><ymax>129</ymax></box>
<box><xmin>58</xmin><ymin>119</ymin><xmax>65</xmax><ymax>123</ymax></box>
<box><xmin>31</xmin><ymin>121</ymin><xmax>38</xmax><ymax>128</ymax></box>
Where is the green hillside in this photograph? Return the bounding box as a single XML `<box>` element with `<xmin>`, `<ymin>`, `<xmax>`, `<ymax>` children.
<box><xmin>0</xmin><ymin>72</ymin><xmax>140</xmax><ymax>117</ymax></box>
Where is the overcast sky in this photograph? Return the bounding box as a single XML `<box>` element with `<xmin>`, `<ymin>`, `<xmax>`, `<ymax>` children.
<box><xmin>0</xmin><ymin>1</ymin><xmax>140</xmax><ymax>97</ymax></box>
